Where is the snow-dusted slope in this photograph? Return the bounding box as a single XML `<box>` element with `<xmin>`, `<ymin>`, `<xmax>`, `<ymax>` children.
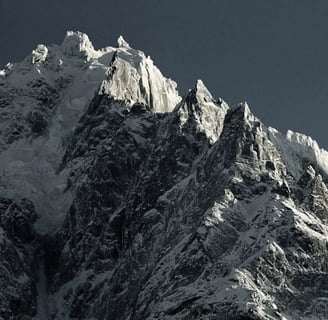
<box><xmin>0</xmin><ymin>32</ymin><xmax>328</xmax><ymax>320</ymax></box>
<box><xmin>268</xmin><ymin>127</ymin><xmax>328</xmax><ymax>178</ymax></box>
<box><xmin>0</xmin><ymin>31</ymin><xmax>179</xmax><ymax>234</ymax></box>
<box><xmin>0</xmin><ymin>31</ymin><xmax>115</xmax><ymax>233</ymax></box>
<box><xmin>99</xmin><ymin>36</ymin><xmax>180</xmax><ymax>113</ymax></box>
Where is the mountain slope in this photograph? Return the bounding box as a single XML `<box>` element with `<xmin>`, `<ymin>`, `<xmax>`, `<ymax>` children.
<box><xmin>0</xmin><ymin>32</ymin><xmax>327</xmax><ymax>320</ymax></box>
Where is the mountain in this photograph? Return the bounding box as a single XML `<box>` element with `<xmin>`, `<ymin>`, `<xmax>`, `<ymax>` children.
<box><xmin>0</xmin><ymin>31</ymin><xmax>328</xmax><ymax>320</ymax></box>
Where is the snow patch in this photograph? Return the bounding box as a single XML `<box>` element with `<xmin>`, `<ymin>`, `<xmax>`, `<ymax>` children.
<box><xmin>268</xmin><ymin>127</ymin><xmax>328</xmax><ymax>177</ymax></box>
<box><xmin>32</xmin><ymin>45</ymin><xmax>48</xmax><ymax>64</ymax></box>
<box><xmin>61</xmin><ymin>31</ymin><xmax>99</xmax><ymax>60</ymax></box>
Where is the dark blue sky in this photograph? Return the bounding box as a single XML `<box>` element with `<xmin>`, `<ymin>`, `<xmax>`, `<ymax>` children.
<box><xmin>1</xmin><ymin>0</ymin><xmax>328</xmax><ymax>148</ymax></box>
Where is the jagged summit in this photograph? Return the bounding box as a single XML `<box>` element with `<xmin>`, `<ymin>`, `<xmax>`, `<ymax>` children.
<box><xmin>99</xmin><ymin>37</ymin><xmax>181</xmax><ymax>113</ymax></box>
<box><xmin>195</xmin><ymin>79</ymin><xmax>211</xmax><ymax>95</ymax></box>
<box><xmin>174</xmin><ymin>79</ymin><xmax>228</xmax><ymax>144</ymax></box>
<box><xmin>61</xmin><ymin>30</ymin><xmax>97</xmax><ymax>59</ymax></box>
<box><xmin>117</xmin><ymin>35</ymin><xmax>130</xmax><ymax>48</ymax></box>
<box><xmin>31</xmin><ymin>44</ymin><xmax>48</xmax><ymax>64</ymax></box>
<box><xmin>1</xmin><ymin>31</ymin><xmax>328</xmax><ymax>320</ymax></box>
<box><xmin>229</xmin><ymin>101</ymin><xmax>254</xmax><ymax>122</ymax></box>
<box><xmin>183</xmin><ymin>79</ymin><xmax>227</xmax><ymax>109</ymax></box>
<box><xmin>193</xmin><ymin>79</ymin><xmax>214</xmax><ymax>103</ymax></box>
<box><xmin>232</xmin><ymin>101</ymin><xmax>250</xmax><ymax>111</ymax></box>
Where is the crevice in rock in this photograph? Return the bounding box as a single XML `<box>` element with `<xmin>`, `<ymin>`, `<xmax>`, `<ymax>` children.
<box><xmin>32</xmin><ymin>236</ymin><xmax>51</xmax><ymax>320</ymax></box>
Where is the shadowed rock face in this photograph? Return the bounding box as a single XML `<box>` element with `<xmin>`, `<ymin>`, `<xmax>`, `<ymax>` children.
<box><xmin>1</xmin><ymin>32</ymin><xmax>328</xmax><ymax>320</ymax></box>
<box><xmin>0</xmin><ymin>197</ymin><xmax>39</xmax><ymax>320</ymax></box>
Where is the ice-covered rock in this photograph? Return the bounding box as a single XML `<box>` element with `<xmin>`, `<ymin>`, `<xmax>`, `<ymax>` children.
<box><xmin>99</xmin><ymin>36</ymin><xmax>181</xmax><ymax>113</ymax></box>
<box><xmin>175</xmin><ymin>79</ymin><xmax>228</xmax><ymax>144</ymax></box>
<box><xmin>61</xmin><ymin>31</ymin><xmax>99</xmax><ymax>59</ymax></box>
<box><xmin>0</xmin><ymin>31</ymin><xmax>328</xmax><ymax>320</ymax></box>
<box><xmin>31</xmin><ymin>44</ymin><xmax>49</xmax><ymax>64</ymax></box>
<box><xmin>117</xmin><ymin>35</ymin><xmax>130</xmax><ymax>48</ymax></box>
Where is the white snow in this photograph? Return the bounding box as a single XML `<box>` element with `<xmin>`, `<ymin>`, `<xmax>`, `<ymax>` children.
<box><xmin>268</xmin><ymin>127</ymin><xmax>328</xmax><ymax>178</ymax></box>
<box><xmin>0</xmin><ymin>32</ymin><xmax>117</xmax><ymax>234</ymax></box>
<box><xmin>117</xmin><ymin>35</ymin><xmax>130</xmax><ymax>48</ymax></box>
<box><xmin>31</xmin><ymin>44</ymin><xmax>49</xmax><ymax>64</ymax></box>
<box><xmin>0</xmin><ymin>31</ymin><xmax>183</xmax><ymax>234</ymax></box>
<box><xmin>2</xmin><ymin>30</ymin><xmax>328</xmax><ymax>320</ymax></box>
<box><xmin>100</xmin><ymin>40</ymin><xmax>181</xmax><ymax>113</ymax></box>
<box><xmin>61</xmin><ymin>31</ymin><xmax>100</xmax><ymax>60</ymax></box>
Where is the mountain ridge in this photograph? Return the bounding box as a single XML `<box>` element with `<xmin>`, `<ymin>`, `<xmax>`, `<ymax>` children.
<box><xmin>0</xmin><ymin>31</ymin><xmax>327</xmax><ymax>320</ymax></box>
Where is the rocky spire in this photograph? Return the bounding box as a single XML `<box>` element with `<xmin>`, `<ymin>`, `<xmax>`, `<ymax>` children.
<box><xmin>99</xmin><ymin>39</ymin><xmax>181</xmax><ymax>113</ymax></box>
<box><xmin>61</xmin><ymin>31</ymin><xmax>98</xmax><ymax>59</ymax></box>
<box><xmin>117</xmin><ymin>35</ymin><xmax>130</xmax><ymax>48</ymax></box>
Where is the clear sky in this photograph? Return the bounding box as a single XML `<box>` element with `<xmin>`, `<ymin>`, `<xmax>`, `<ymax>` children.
<box><xmin>1</xmin><ymin>0</ymin><xmax>328</xmax><ymax>148</ymax></box>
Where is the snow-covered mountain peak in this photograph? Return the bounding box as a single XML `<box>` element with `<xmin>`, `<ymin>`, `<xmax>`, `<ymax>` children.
<box><xmin>268</xmin><ymin>127</ymin><xmax>328</xmax><ymax>178</ymax></box>
<box><xmin>61</xmin><ymin>31</ymin><xmax>98</xmax><ymax>59</ymax></box>
<box><xmin>2</xmin><ymin>32</ymin><xmax>328</xmax><ymax>320</ymax></box>
<box><xmin>0</xmin><ymin>31</ymin><xmax>118</xmax><ymax>233</ymax></box>
<box><xmin>174</xmin><ymin>80</ymin><xmax>228</xmax><ymax>144</ymax></box>
<box><xmin>31</xmin><ymin>44</ymin><xmax>48</xmax><ymax>64</ymax></box>
<box><xmin>99</xmin><ymin>41</ymin><xmax>181</xmax><ymax>113</ymax></box>
<box><xmin>228</xmin><ymin>102</ymin><xmax>251</xmax><ymax>122</ymax></box>
<box><xmin>183</xmin><ymin>79</ymin><xmax>226</xmax><ymax>108</ymax></box>
<box><xmin>232</xmin><ymin>101</ymin><xmax>251</xmax><ymax>114</ymax></box>
<box><xmin>228</xmin><ymin>101</ymin><xmax>262</xmax><ymax>129</ymax></box>
<box><xmin>212</xmin><ymin>101</ymin><xmax>290</xmax><ymax>182</ymax></box>
<box><xmin>193</xmin><ymin>79</ymin><xmax>215</xmax><ymax>103</ymax></box>
<box><xmin>195</xmin><ymin>78</ymin><xmax>208</xmax><ymax>90</ymax></box>
<box><xmin>117</xmin><ymin>35</ymin><xmax>130</xmax><ymax>48</ymax></box>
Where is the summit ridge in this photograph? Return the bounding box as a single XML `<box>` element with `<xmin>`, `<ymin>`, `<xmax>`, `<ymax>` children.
<box><xmin>0</xmin><ymin>31</ymin><xmax>327</xmax><ymax>320</ymax></box>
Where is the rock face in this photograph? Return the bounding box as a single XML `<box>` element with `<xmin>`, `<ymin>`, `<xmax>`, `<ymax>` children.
<box><xmin>0</xmin><ymin>32</ymin><xmax>328</xmax><ymax>320</ymax></box>
<box><xmin>0</xmin><ymin>197</ymin><xmax>39</xmax><ymax>320</ymax></box>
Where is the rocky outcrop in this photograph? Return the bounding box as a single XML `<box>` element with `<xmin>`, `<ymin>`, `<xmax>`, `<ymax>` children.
<box><xmin>0</xmin><ymin>198</ymin><xmax>39</xmax><ymax>320</ymax></box>
<box><xmin>0</xmin><ymin>32</ymin><xmax>328</xmax><ymax>320</ymax></box>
